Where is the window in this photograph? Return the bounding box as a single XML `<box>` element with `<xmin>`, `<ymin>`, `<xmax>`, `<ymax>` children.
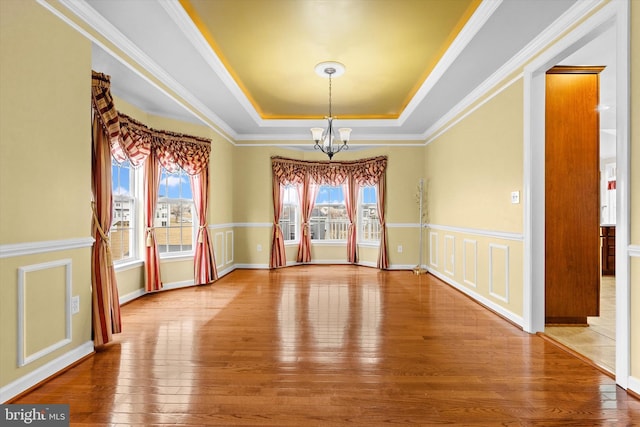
<box><xmin>110</xmin><ymin>158</ymin><xmax>137</xmax><ymax>263</ymax></box>
<box><xmin>311</xmin><ymin>185</ymin><xmax>348</xmax><ymax>240</ymax></box>
<box><xmin>155</xmin><ymin>167</ymin><xmax>194</xmax><ymax>254</ymax></box>
<box><xmin>279</xmin><ymin>185</ymin><xmax>299</xmax><ymax>242</ymax></box>
<box><xmin>360</xmin><ymin>186</ymin><xmax>380</xmax><ymax>242</ymax></box>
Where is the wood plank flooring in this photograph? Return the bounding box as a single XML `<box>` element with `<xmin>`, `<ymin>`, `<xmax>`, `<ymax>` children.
<box><xmin>12</xmin><ymin>266</ymin><xmax>639</xmax><ymax>425</ymax></box>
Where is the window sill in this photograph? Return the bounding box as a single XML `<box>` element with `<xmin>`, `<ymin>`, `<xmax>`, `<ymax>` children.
<box><xmin>114</xmin><ymin>259</ymin><xmax>144</xmax><ymax>272</ymax></box>
<box><xmin>159</xmin><ymin>253</ymin><xmax>194</xmax><ymax>262</ymax></box>
<box><xmin>358</xmin><ymin>242</ymin><xmax>380</xmax><ymax>248</ymax></box>
<box><xmin>311</xmin><ymin>240</ymin><xmax>347</xmax><ymax>245</ymax></box>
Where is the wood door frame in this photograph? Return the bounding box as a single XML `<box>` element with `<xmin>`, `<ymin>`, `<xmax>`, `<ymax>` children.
<box><xmin>522</xmin><ymin>1</ymin><xmax>630</xmax><ymax>388</ymax></box>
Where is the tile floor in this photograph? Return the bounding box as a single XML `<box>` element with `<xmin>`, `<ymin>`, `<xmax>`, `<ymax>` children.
<box><xmin>544</xmin><ymin>276</ymin><xmax>616</xmax><ymax>374</ymax></box>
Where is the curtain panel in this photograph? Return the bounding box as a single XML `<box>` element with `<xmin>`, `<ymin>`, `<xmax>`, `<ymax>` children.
<box><xmin>91</xmin><ymin>70</ymin><xmax>215</xmax><ymax>300</ymax></box>
<box><xmin>90</xmin><ymin>114</ymin><xmax>122</xmax><ymax>346</ymax></box>
<box><xmin>270</xmin><ymin>156</ymin><xmax>388</xmax><ymax>269</ymax></box>
<box><xmin>191</xmin><ymin>168</ymin><xmax>218</xmax><ymax>284</ymax></box>
<box><xmin>90</xmin><ymin>73</ymin><xmax>122</xmax><ymax>346</ymax></box>
<box><xmin>144</xmin><ymin>151</ymin><xmax>162</xmax><ymax>292</ymax></box>
<box><xmin>270</xmin><ymin>173</ymin><xmax>286</xmax><ymax>268</ymax></box>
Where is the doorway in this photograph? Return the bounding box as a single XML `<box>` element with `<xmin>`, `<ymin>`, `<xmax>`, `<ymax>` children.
<box><xmin>542</xmin><ymin>31</ymin><xmax>616</xmax><ymax>374</ymax></box>
<box><xmin>523</xmin><ymin>1</ymin><xmax>630</xmax><ymax>388</ymax></box>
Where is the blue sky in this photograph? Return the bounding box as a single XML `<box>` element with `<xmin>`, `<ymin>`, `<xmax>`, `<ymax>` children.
<box><xmin>112</xmin><ymin>161</ymin><xmax>192</xmax><ymax>199</ymax></box>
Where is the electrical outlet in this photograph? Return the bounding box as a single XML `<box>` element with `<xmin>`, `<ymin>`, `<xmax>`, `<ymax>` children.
<box><xmin>71</xmin><ymin>296</ymin><xmax>80</xmax><ymax>315</ymax></box>
<box><xmin>511</xmin><ymin>191</ymin><xmax>520</xmax><ymax>204</ymax></box>
<box><xmin>257</xmin><ymin>244</ymin><xmax>262</xmax><ymax>252</ymax></box>
<box><xmin>397</xmin><ymin>245</ymin><xmax>403</xmax><ymax>253</ymax></box>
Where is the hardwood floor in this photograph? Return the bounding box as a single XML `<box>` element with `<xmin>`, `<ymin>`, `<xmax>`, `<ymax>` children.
<box><xmin>13</xmin><ymin>266</ymin><xmax>639</xmax><ymax>425</ymax></box>
<box><xmin>545</xmin><ymin>276</ymin><xmax>616</xmax><ymax>374</ymax></box>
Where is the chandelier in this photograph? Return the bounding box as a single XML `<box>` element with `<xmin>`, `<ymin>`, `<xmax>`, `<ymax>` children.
<box><xmin>310</xmin><ymin>62</ymin><xmax>351</xmax><ymax>160</ymax></box>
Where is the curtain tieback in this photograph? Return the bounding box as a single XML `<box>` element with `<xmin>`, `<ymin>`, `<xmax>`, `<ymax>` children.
<box><xmin>91</xmin><ymin>201</ymin><xmax>113</xmax><ymax>267</ymax></box>
<box><xmin>198</xmin><ymin>225</ymin><xmax>207</xmax><ymax>243</ymax></box>
<box><xmin>303</xmin><ymin>222</ymin><xmax>310</xmax><ymax>236</ymax></box>
<box><xmin>146</xmin><ymin>227</ymin><xmax>154</xmax><ymax>247</ymax></box>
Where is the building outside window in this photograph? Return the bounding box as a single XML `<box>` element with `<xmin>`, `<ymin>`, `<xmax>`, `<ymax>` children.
<box><xmin>110</xmin><ymin>158</ymin><xmax>137</xmax><ymax>263</ymax></box>
<box><xmin>155</xmin><ymin>167</ymin><xmax>194</xmax><ymax>254</ymax></box>
<box><xmin>279</xmin><ymin>184</ymin><xmax>298</xmax><ymax>242</ymax></box>
<box><xmin>311</xmin><ymin>185</ymin><xmax>348</xmax><ymax>240</ymax></box>
<box><xmin>360</xmin><ymin>185</ymin><xmax>380</xmax><ymax>242</ymax></box>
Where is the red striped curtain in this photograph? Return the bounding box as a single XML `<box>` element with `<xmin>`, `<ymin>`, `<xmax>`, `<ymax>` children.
<box><xmin>343</xmin><ymin>175</ymin><xmax>358</xmax><ymax>263</ymax></box>
<box><xmin>144</xmin><ymin>151</ymin><xmax>162</xmax><ymax>292</ymax></box>
<box><xmin>296</xmin><ymin>175</ymin><xmax>319</xmax><ymax>263</ymax></box>
<box><xmin>191</xmin><ymin>167</ymin><xmax>218</xmax><ymax>284</ymax></box>
<box><xmin>90</xmin><ymin>113</ymin><xmax>122</xmax><ymax>346</ymax></box>
<box><xmin>270</xmin><ymin>175</ymin><xmax>286</xmax><ymax>268</ymax></box>
<box><xmin>376</xmin><ymin>173</ymin><xmax>389</xmax><ymax>269</ymax></box>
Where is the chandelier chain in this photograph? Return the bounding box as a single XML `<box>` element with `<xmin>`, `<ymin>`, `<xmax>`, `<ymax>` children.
<box><xmin>328</xmin><ymin>73</ymin><xmax>332</xmax><ymax>118</ymax></box>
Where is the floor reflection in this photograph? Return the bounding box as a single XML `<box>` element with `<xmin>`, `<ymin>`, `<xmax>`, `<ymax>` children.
<box><xmin>277</xmin><ymin>273</ymin><xmax>383</xmax><ymax>366</ymax></box>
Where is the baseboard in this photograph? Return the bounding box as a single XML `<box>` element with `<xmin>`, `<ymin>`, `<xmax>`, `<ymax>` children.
<box><xmin>0</xmin><ymin>341</ymin><xmax>94</xmax><ymax>403</ymax></box>
<box><xmin>628</xmin><ymin>375</ymin><xmax>640</xmax><ymax>398</ymax></box>
<box><xmin>233</xmin><ymin>263</ymin><xmax>270</xmax><ymax>269</ymax></box>
<box><xmin>119</xmin><ymin>288</ymin><xmax>145</xmax><ymax>305</ymax></box>
<box><xmin>427</xmin><ymin>268</ymin><xmax>523</xmax><ymax>327</ymax></box>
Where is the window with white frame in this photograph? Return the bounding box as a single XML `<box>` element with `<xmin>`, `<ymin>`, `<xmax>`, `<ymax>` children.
<box><xmin>279</xmin><ymin>184</ymin><xmax>299</xmax><ymax>242</ymax></box>
<box><xmin>311</xmin><ymin>185</ymin><xmax>348</xmax><ymax>241</ymax></box>
<box><xmin>110</xmin><ymin>158</ymin><xmax>137</xmax><ymax>263</ymax></box>
<box><xmin>155</xmin><ymin>167</ymin><xmax>194</xmax><ymax>254</ymax></box>
<box><xmin>359</xmin><ymin>185</ymin><xmax>380</xmax><ymax>242</ymax></box>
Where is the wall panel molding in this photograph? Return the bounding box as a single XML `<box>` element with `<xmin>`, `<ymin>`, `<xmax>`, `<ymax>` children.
<box><xmin>225</xmin><ymin>230</ymin><xmax>234</xmax><ymax>264</ymax></box>
<box><xmin>489</xmin><ymin>244</ymin><xmax>510</xmax><ymax>303</ymax></box>
<box><xmin>0</xmin><ymin>237</ymin><xmax>94</xmax><ymax>259</ymax></box>
<box><xmin>214</xmin><ymin>232</ymin><xmax>224</xmax><ymax>268</ymax></box>
<box><xmin>444</xmin><ymin>235</ymin><xmax>455</xmax><ymax>276</ymax></box>
<box><xmin>429</xmin><ymin>231</ymin><xmax>439</xmax><ymax>267</ymax></box>
<box><xmin>17</xmin><ymin>259</ymin><xmax>73</xmax><ymax>367</ymax></box>
<box><xmin>463</xmin><ymin>239</ymin><xmax>477</xmax><ymax>288</ymax></box>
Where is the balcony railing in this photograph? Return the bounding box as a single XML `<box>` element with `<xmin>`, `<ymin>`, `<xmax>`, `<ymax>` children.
<box><xmin>279</xmin><ymin>217</ymin><xmax>381</xmax><ymax>241</ymax></box>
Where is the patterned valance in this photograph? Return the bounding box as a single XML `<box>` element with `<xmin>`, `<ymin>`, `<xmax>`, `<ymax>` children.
<box><xmin>91</xmin><ymin>71</ymin><xmax>120</xmax><ymax>148</ymax></box>
<box><xmin>271</xmin><ymin>156</ymin><xmax>387</xmax><ymax>186</ymax></box>
<box><xmin>91</xmin><ymin>70</ymin><xmax>211</xmax><ymax>174</ymax></box>
<box><xmin>118</xmin><ymin>112</ymin><xmax>210</xmax><ymax>174</ymax></box>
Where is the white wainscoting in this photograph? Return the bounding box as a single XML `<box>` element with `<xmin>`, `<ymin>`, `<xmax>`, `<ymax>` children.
<box><xmin>444</xmin><ymin>235</ymin><xmax>455</xmax><ymax>276</ymax></box>
<box><xmin>214</xmin><ymin>232</ymin><xmax>224</xmax><ymax>268</ymax></box>
<box><xmin>429</xmin><ymin>231</ymin><xmax>439</xmax><ymax>267</ymax></box>
<box><xmin>488</xmin><ymin>243</ymin><xmax>510</xmax><ymax>303</ymax></box>
<box><xmin>225</xmin><ymin>230</ymin><xmax>234</xmax><ymax>264</ymax></box>
<box><xmin>17</xmin><ymin>259</ymin><xmax>73</xmax><ymax>367</ymax></box>
<box><xmin>463</xmin><ymin>238</ymin><xmax>477</xmax><ymax>288</ymax></box>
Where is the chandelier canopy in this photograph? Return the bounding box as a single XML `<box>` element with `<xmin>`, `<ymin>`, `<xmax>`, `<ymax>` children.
<box><xmin>310</xmin><ymin>61</ymin><xmax>351</xmax><ymax>160</ymax></box>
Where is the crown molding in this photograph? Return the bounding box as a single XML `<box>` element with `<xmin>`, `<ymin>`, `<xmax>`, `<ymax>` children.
<box><xmin>53</xmin><ymin>0</ymin><xmax>237</xmax><ymax>142</ymax></box>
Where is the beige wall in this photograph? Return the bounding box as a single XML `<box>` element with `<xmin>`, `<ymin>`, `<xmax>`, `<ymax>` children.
<box><xmin>0</xmin><ymin>0</ymin><xmax>93</xmax><ymax>389</ymax></box>
<box><xmin>423</xmin><ymin>80</ymin><xmax>524</xmax><ymax>320</ymax></box>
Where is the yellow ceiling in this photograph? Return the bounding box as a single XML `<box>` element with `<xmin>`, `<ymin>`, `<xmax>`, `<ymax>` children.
<box><xmin>180</xmin><ymin>0</ymin><xmax>479</xmax><ymax>120</ymax></box>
